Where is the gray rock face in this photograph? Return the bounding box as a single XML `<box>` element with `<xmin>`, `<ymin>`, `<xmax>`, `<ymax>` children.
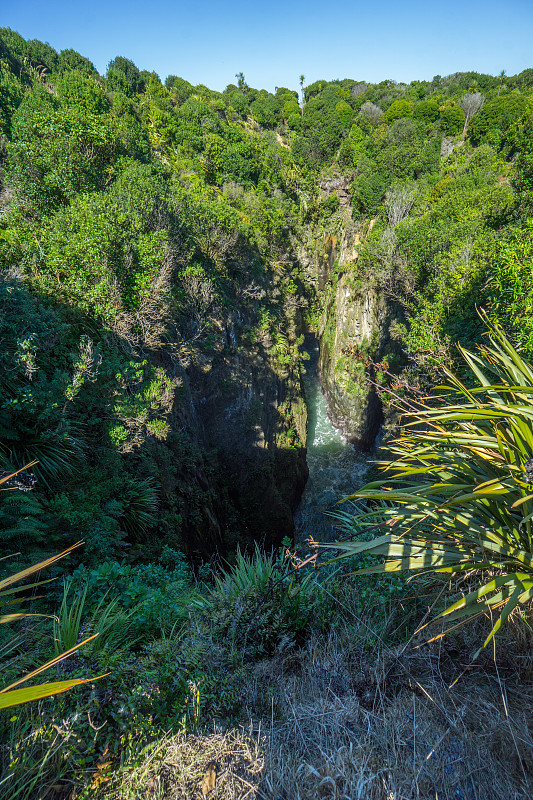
<box><xmin>298</xmin><ymin>190</ymin><xmax>391</xmax><ymax>450</ymax></box>
<box><xmin>318</xmin><ymin>174</ymin><xmax>354</xmax><ymax>194</ymax></box>
<box><xmin>296</xmin><ymin>221</ymin><xmax>362</xmax><ymax>291</ymax></box>
<box><xmin>441</xmin><ymin>136</ymin><xmax>464</xmax><ymax>157</ymax></box>
<box><xmin>319</xmin><ymin>279</ymin><xmax>390</xmax><ymax>449</ymax></box>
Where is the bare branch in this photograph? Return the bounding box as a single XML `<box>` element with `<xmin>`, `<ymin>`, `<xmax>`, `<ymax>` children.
<box><xmin>386</xmin><ymin>184</ymin><xmax>417</xmax><ymax>227</ymax></box>
<box><xmin>461</xmin><ymin>92</ymin><xmax>485</xmax><ymax>136</ymax></box>
<box><xmin>360</xmin><ymin>102</ymin><xmax>383</xmax><ymax>125</ymax></box>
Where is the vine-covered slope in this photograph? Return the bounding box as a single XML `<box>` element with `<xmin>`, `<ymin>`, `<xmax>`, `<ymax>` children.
<box><xmin>1</xmin><ymin>28</ymin><xmax>533</xmax><ymax>563</ymax></box>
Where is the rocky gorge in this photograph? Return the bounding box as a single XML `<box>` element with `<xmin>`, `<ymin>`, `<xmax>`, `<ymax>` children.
<box><xmin>174</xmin><ymin>179</ymin><xmax>395</xmax><ymax>556</ymax></box>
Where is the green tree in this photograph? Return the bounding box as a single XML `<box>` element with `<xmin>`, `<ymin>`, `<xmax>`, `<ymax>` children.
<box><xmin>0</xmin><ymin>27</ymin><xmax>29</xmax><ymax>74</ymax></box>
<box><xmin>6</xmin><ymin>91</ymin><xmax>116</xmax><ymax>213</ymax></box>
<box><xmin>26</xmin><ymin>38</ymin><xmax>58</xmax><ymax>72</ymax></box>
<box><xmin>413</xmin><ymin>99</ymin><xmax>439</xmax><ymax>124</ymax></box>
<box><xmin>235</xmin><ymin>71</ymin><xmax>247</xmax><ymax>93</ymax></box>
<box><xmin>335</xmin><ymin>99</ymin><xmax>353</xmax><ymax>126</ymax></box>
<box><xmin>57</xmin><ymin>48</ymin><xmax>97</xmax><ymax>76</ymax></box>
<box><xmin>0</xmin><ymin>58</ymin><xmax>23</xmax><ymax>135</ymax></box>
<box><xmin>106</xmin><ymin>56</ymin><xmax>142</xmax><ymax>96</ymax></box>
<box><xmin>384</xmin><ymin>99</ymin><xmax>413</xmax><ymax>124</ymax></box>
<box><xmin>56</xmin><ymin>69</ymin><xmax>109</xmax><ymax>114</ymax></box>
<box><xmin>38</xmin><ymin>161</ymin><xmax>171</xmax><ymax>332</ymax></box>
<box><xmin>491</xmin><ymin>221</ymin><xmax>533</xmax><ymax>354</ymax></box>
<box><xmin>441</xmin><ymin>105</ymin><xmax>465</xmax><ymax>136</ymax></box>
<box><xmin>165</xmin><ymin>75</ymin><xmax>193</xmax><ymax>105</ymax></box>
<box><xmin>295</xmin><ymin>87</ymin><xmax>349</xmax><ymax>166</ymax></box>
<box><xmin>468</xmin><ymin>94</ymin><xmax>528</xmax><ymax>147</ymax></box>
<box><xmin>248</xmin><ymin>90</ymin><xmax>282</xmax><ymax>128</ymax></box>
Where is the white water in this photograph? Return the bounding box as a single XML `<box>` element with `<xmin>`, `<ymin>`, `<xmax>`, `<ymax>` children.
<box><xmin>294</xmin><ymin>338</ymin><xmax>370</xmax><ymax>543</ymax></box>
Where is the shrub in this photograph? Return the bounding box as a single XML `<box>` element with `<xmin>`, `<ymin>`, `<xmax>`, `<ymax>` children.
<box><xmin>441</xmin><ymin>105</ymin><xmax>465</xmax><ymax>136</ymax></box>
<box><xmin>71</xmin><ymin>551</ymin><xmax>195</xmax><ymax>638</ymax></box>
<box><xmin>468</xmin><ymin>94</ymin><xmax>528</xmax><ymax>147</ymax></box>
<box><xmin>413</xmin><ymin>99</ymin><xmax>439</xmax><ymax>124</ymax></box>
<box><xmin>491</xmin><ymin>221</ymin><xmax>533</xmax><ymax>356</ymax></box>
<box><xmin>325</xmin><ymin>317</ymin><xmax>533</xmax><ymax>657</ymax></box>
<box><xmin>203</xmin><ymin>545</ymin><xmax>320</xmax><ymax>657</ymax></box>
<box><xmin>384</xmin><ymin>99</ymin><xmax>413</xmax><ymax>124</ymax></box>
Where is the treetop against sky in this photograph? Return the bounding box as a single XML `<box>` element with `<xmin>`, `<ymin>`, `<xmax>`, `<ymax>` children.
<box><xmin>2</xmin><ymin>0</ymin><xmax>532</xmax><ymax>93</ymax></box>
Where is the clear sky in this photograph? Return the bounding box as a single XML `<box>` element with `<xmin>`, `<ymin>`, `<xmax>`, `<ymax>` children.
<box><xmin>3</xmin><ymin>0</ymin><xmax>532</xmax><ymax>93</ymax></box>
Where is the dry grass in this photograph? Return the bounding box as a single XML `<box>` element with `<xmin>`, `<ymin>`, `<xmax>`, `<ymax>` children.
<box><xmin>101</xmin><ymin>729</ymin><xmax>264</xmax><ymax>800</ymax></box>
<box><xmin>257</xmin><ymin>624</ymin><xmax>533</xmax><ymax>800</ymax></box>
<box><xmin>160</xmin><ymin>730</ymin><xmax>264</xmax><ymax>800</ymax></box>
<box><xmin>100</xmin><ymin>618</ymin><xmax>533</xmax><ymax>800</ymax></box>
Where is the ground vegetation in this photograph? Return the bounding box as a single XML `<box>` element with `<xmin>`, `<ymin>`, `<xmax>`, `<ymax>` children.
<box><xmin>1</xmin><ymin>28</ymin><xmax>533</xmax><ymax>796</ymax></box>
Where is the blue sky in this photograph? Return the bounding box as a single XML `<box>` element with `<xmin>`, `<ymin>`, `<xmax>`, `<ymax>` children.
<box><xmin>3</xmin><ymin>0</ymin><xmax>532</xmax><ymax>93</ymax></box>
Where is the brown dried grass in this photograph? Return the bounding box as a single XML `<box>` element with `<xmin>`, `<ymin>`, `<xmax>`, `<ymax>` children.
<box><xmin>104</xmin><ymin>619</ymin><xmax>533</xmax><ymax>800</ymax></box>
<box><xmin>160</xmin><ymin>728</ymin><xmax>264</xmax><ymax>800</ymax></box>
<box><xmin>102</xmin><ymin>728</ymin><xmax>265</xmax><ymax>800</ymax></box>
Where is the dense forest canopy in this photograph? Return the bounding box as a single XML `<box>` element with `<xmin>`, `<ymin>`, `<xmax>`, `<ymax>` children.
<box><xmin>1</xmin><ymin>28</ymin><xmax>533</xmax><ymax>561</ymax></box>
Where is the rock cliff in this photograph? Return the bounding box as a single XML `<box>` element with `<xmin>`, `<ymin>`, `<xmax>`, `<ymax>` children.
<box><xmin>318</xmin><ymin>278</ymin><xmax>390</xmax><ymax>448</ymax></box>
<box><xmin>167</xmin><ymin>270</ymin><xmax>309</xmax><ymax>557</ymax></box>
<box><xmin>174</xmin><ymin>170</ymin><xmax>394</xmax><ymax>555</ymax></box>
<box><xmin>298</xmin><ymin>175</ymin><xmax>393</xmax><ymax>449</ymax></box>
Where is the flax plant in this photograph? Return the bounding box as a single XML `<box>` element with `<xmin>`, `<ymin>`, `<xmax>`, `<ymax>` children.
<box><xmin>0</xmin><ymin>467</ymin><xmax>101</xmax><ymax>707</ymax></box>
<box><xmin>53</xmin><ymin>580</ymin><xmax>88</xmax><ymax>655</ymax></box>
<box><xmin>0</xmin><ymin>543</ymin><xmax>98</xmax><ymax>708</ymax></box>
<box><xmin>325</xmin><ymin>317</ymin><xmax>533</xmax><ymax>656</ymax></box>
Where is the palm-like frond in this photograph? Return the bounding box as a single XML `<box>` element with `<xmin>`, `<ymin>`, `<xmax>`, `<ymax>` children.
<box><xmin>213</xmin><ymin>544</ymin><xmax>276</xmax><ymax>600</ymax></box>
<box><xmin>1</xmin><ymin>431</ymin><xmax>83</xmax><ymax>489</ymax></box>
<box><xmin>324</xmin><ymin>316</ymin><xmax>533</xmax><ymax>656</ymax></box>
<box><xmin>0</xmin><ymin>476</ymin><xmax>103</xmax><ymax>708</ymax></box>
<box><xmin>118</xmin><ymin>477</ymin><xmax>158</xmax><ymax>538</ymax></box>
<box><xmin>0</xmin><ymin>538</ymin><xmax>103</xmax><ymax>708</ymax></box>
<box><xmin>0</xmin><ymin>540</ymin><xmax>82</xmax><ymax>624</ymax></box>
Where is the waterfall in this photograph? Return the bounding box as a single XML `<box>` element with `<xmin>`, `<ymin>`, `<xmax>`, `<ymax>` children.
<box><xmin>294</xmin><ymin>336</ymin><xmax>370</xmax><ymax>543</ymax></box>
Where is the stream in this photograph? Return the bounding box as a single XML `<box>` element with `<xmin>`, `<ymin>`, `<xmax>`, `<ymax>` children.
<box><xmin>294</xmin><ymin>336</ymin><xmax>370</xmax><ymax>543</ymax></box>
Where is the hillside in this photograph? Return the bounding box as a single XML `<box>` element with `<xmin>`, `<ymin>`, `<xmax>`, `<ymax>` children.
<box><xmin>1</xmin><ymin>28</ymin><xmax>533</xmax><ymax>799</ymax></box>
